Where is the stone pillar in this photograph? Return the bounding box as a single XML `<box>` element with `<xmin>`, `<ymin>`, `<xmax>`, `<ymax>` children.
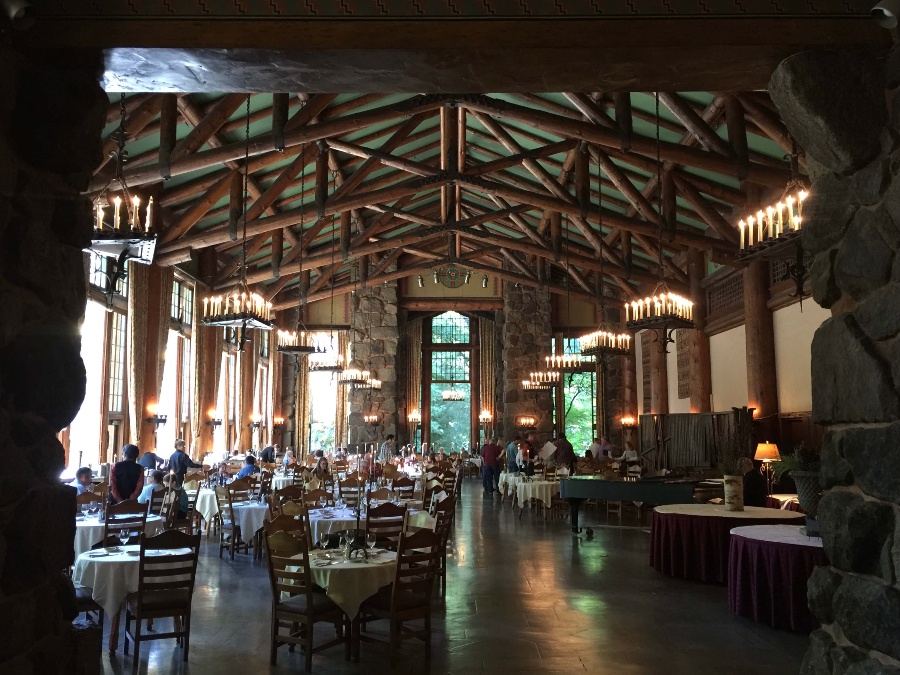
<box><xmin>500</xmin><ymin>281</ymin><xmax>552</xmax><ymax>440</ymax></box>
<box><xmin>0</xmin><ymin>46</ymin><xmax>106</xmax><ymax>672</ymax></box>
<box><xmin>743</xmin><ymin>260</ymin><xmax>778</xmax><ymax>418</ymax></box>
<box><xmin>770</xmin><ymin>51</ymin><xmax>900</xmax><ymax>673</ymax></box>
<box><xmin>648</xmin><ymin>338</ymin><xmax>669</xmax><ymax>414</ymax></box>
<box><xmin>347</xmin><ymin>284</ymin><xmax>399</xmax><ymax>449</ymax></box>
<box><xmin>687</xmin><ymin>249</ymin><xmax>712</xmax><ymax>412</ymax></box>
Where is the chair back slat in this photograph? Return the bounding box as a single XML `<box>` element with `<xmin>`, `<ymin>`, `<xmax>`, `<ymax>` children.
<box><xmin>339</xmin><ymin>478</ymin><xmax>364</xmax><ymax>507</ymax></box>
<box><xmin>134</xmin><ymin>529</ymin><xmax>200</xmax><ymax>614</ymax></box>
<box><xmin>302</xmin><ymin>488</ymin><xmax>334</xmax><ymax>508</ymax></box>
<box><xmin>76</xmin><ymin>492</ymin><xmax>105</xmax><ymax>506</ymax></box>
<box><xmin>265</xmin><ymin>530</ymin><xmax>315</xmax><ymax>600</ymax></box>
<box><xmin>147</xmin><ymin>488</ymin><xmax>167</xmax><ymax>516</ymax></box>
<box><xmin>391</xmin><ymin>476</ymin><xmax>415</xmax><ymax>500</ymax></box>
<box><xmin>365</xmin><ymin>502</ymin><xmax>407</xmax><ymax>551</ymax></box>
<box><xmin>103</xmin><ymin>499</ymin><xmax>148</xmax><ymax>541</ymax></box>
<box><xmin>392</xmin><ymin>528</ymin><xmax>440</xmax><ymax>602</ymax></box>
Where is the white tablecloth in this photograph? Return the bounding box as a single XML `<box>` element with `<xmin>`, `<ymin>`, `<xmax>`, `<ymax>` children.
<box><xmin>308</xmin><ymin>550</ymin><xmax>397</xmax><ymax>618</ymax></box>
<box><xmin>74</xmin><ymin>515</ymin><xmax>164</xmax><ymax>558</ymax></box>
<box><xmin>467</xmin><ymin>457</ymin><xmax>482</xmax><ymax>468</ymax></box>
<box><xmin>307</xmin><ymin>507</ymin><xmax>435</xmax><ymax>543</ymax></box>
<box><xmin>653</xmin><ymin>504</ymin><xmax>805</xmax><ymax>521</ymax></box>
<box><xmin>730</xmin><ymin>524</ymin><xmax>824</xmax><ymax>548</ymax></box>
<box><xmin>72</xmin><ymin>545</ymin><xmax>188</xmax><ymax>616</ymax></box>
<box><xmin>516</xmin><ymin>480</ymin><xmax>560</xmax><ymax>509</ymax></box>
<box><xmin>498</xmin><ymin>472</ymin><xmax>527</xmax><ymax>497</ymax></box>
<box><xmin>232</xmin><ymin>503</ymin><xmax>270</xmax><ymax>537</ymax></box>
<box><xmin>193</xmin><ymin>489</ymin><xmax>218</xmax><ymax>524</ymax></box>
<box><xmin>272</xmin><ymin>476</ymin><xmax>294</xmax><ymax>491</ymax></box>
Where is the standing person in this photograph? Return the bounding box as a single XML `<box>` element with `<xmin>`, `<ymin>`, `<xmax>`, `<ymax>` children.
<box><xmin>138</xmin><ymin>449</ymin><xmax>161</xmax><ymax>471</ymax></box>
<box><xmin>167</xmin><ymin>439</ymin><xmax>202</xmax><ymax>484</ymax></box>
<box><xmin>598</xmin><ymin>436</ymin><xmax>618</xmax><ymax>459</ymax></box>
<box><xmin>518</xmin><ymin>439</ymin><xmax>536</xmax><ymax>477</ymax></box>
<box><xmin>587</xmin><ymin>438</ymin><xmax>602</xmax><ymax>460</ymax></box>
<box><xmin>555</xmin><ymin>432</ymin><xmax>576</xmax><ymax>474</ymax></box>
<box><xmin>258</xmin><ymin>445</ymin><xmax>275</xmax><ymax>464</ymax></box>
<box><xmin>505</xmin><ymin>436</ymin><xmax>520</xmax><ymax>473</ymax></box>
<box><xmin>378</xmin><ymin>435</ymin><xmax>395</xmax><ymax>462</ymax></box>
<box><xmin>110</xmin><ymin>444</ymin><xmax>144</xmax><ymax>504</ymax></box>
<box><xmin>480</xmin><ymin>437</ymin><xmax>502</xmax><ymax>496</ymax></box>
<box><xmin>739</xmin><ymin>457</ymin><xmax>767</xmax><ymax>507</ymax></box>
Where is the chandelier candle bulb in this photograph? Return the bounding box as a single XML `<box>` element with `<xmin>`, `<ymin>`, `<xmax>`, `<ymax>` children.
<box><xmin>145</xmin><ymin>197</ymin><xmax>153</xmax><ymax>232</ymax></box>
<box><xmin>131</xmin><ymin>196</ymin><xmax>140</xmax><ymax>230</ymax></box>
<box><xmin>114</xmin><ymin>196</ymin><xmax>121</xmax><ymax>230</ymax></box>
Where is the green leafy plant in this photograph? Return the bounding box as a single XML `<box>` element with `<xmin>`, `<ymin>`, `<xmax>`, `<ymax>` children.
<box><xmin>772</xmin><ymin>443</ymin><xmax>820</xmax><ymax>480</ymax></box>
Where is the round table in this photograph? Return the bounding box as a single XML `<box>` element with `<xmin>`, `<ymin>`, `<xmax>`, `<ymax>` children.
<box><xmin>650</xmin><ymin>504</ymin><xmax>805</xmax><ymax>584</ymax></box>
<box><xmin>272</xmin><ymin>475</ymin><xmax>294</xmax><ymax>491</ymax></box>
<box><xmin>192</xmin><ymin>489</ymin><xmax>218</xmax><ymax>525</ymax></box>
<box><xmin>728</xmin><ymin>525</ymin><xmax>827</xmax><ymax>632</ymax></box>
<box><xmin>74</xmin><ymin>515</ymin><xmax>164</xmax><ymax>558</ymax></box>
<box><xmin>515</xmin><ymin>480</ymin><xmax>560</xmax><ymax>510</ymax></box>
<box><xmin>308</xmin><ymin>507</ymin><xmax>436</xmax><ymax>543</ymax></box>
<box><xmin>308</xmin><ymin>549</ymin><xmax>397</xmax><ymax>618</ymax></box>
<box><xmin>232</xmin><ymin>502</ymin><xmax>270</xmax><ymax>538</ymax></box>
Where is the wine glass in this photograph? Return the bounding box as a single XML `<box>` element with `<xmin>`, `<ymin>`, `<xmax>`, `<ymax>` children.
<box><xmin>88</xmin><ymin>502</ymin><xmax>101</xmax><ymax>519</ymax></box>
<box><xmin>319</xmin><ymin>497</ymin><xmax>327</xmax><ymax>510</ymax></box>
<box><xmin>80</xmin><ymin>504</ymin><xmax>89</xmax><ymax>518</ymax></box>
<box><xmin>117</xmin><ymin>529</ymin><xmax>131</xmax><ymax>547</ymax></box>
<box><xmin>366</xmin><ymin>533</ymin><xmax>377</xmax><ymax>552</ymax></box>
<box><xmin>319</xmin><ymin>531</ymin><xmax>330</xmax><ymax>551</ymax></box>
<box><xmin>335</xmin><ymin>497</ymin><xmax>343</xmax><ymax>510</ymax></box>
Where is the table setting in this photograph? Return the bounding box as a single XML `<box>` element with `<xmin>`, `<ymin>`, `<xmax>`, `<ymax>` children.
<box><xmin>74</xmin><ymin>509</ymin><xmax>164</xmax><ymax>557</ymax></box>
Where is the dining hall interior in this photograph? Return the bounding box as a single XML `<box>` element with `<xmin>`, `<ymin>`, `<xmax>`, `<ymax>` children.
<box><xmin>2</xmin><ymin>2</ymin><xmax>900</xmax><ymax>674</ymax></box>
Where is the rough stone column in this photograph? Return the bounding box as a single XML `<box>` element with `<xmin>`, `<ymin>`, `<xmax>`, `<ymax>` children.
<box><xmin>770</xmin><ymin>51</ymin><xmax>900</xmax><ymax>673</ymax></box>
<box><xmin>0</xmin><ymin>47</ymin><xmax>106</xmax><ymax>672</ymax></box>
<box><xmin>347</xmin><ymin>284</ymin><xmax>399</xmax><ymax>449</ymax></box>
<box><xmin>648</xmin><ymin>339</ymin><xmax>669</xmax><ymax>414</ymax></box>
<box><xmin>500</xmin><ymin>281</ymin><xmax>552</xmax><ymax>440</ymax></box>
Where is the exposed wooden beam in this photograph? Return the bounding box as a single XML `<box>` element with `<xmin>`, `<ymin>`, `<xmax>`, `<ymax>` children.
<box><xmin>171</xmin><ymin>94</ymin><xmax>246</xmax><ymax>163</ymax></box>
<box><xmin>658</xmin><ymin>92</ymin><xmax>734</xmax><ymax>158</ymax></box>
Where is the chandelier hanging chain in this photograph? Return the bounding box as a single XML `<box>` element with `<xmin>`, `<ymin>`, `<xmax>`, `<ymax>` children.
<box><xmin>239</xmin><ymin>94</ymin><xmax>252</xmax><ymax>284</ymax></box>
<box><xmin>655</xmin><ymin>90</ymin><xmax>665</xmax><ymax>284</ymax></box>
<box><xmin>598</xmin><ymin>165</ymin><xmax>606</xmax><ymax>318</ymax></box>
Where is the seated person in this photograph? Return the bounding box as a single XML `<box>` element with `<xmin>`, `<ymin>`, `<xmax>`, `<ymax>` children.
<box><xmin>137</xmin><ymin>470</ymin><xmax>167</xmax><ymax>505</ymax></box>
<box><xmin>612</xmin><ymin>442</ymin><xmax>639</xmax><ymax>464</ymax></box>
<box><xmin>236</xmin><ymin>455</ymin><xmax>260</xmax><ymax>480</ymax></box>
<box><xmin>739</xmin><ymin>457</ymin><xmax>767</xmax><ymax>508</ymax></box>
<box><xmin>282</xmin><ymin>449</ymin><xmax>295</xmax><ymax>469</ymax></box>
<box><xmin>162</xmin><ymin>474</ymin><xmax>190</xmax><ymax>519</ymax></box>
<box><xmin>69</xmin><ymin>467</ymin><xmax>93</xmax><ymax>495</ymax></box>
<box><xmin>312</xmin><ymin>457</ymin><xmax>330</xmax><ymax>480</ymax></box>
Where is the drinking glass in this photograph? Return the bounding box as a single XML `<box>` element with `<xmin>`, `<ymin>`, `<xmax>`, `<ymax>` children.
<box><xmin>366</xmin><ymin>533</ymin><xmax>377</xmax><ymax>551</ymax></box>
<box><xmin>319</xmin><ymin>531</ymin><xmax>330</xmax><ymax>550</ymax></box>
<box><xmin>80</xmin><ymin>504</ymin><xmax>89</xmax><ymax>517</ymax></box>
<box><xmin>336</xmin><ymin>497</ymin><xmax>343</xmax><ymax>510</ymax></box>
<box><xmin>117</xmin><ymin>530</ymin><xmax>131</xmax><ymax>547</ymax></box>
<box><xmin>319</xmin><ymin>497</ymin><xmax>327</xmax><ymax>510</ymax></box>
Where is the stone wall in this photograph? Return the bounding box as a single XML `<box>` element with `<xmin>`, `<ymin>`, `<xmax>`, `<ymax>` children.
<box><xmin>499</xmin><ymin>281</ymin><xmax>553</xmax><ymax>440</ymax></box>
<box><xmin>0</xmin><ymin>47</ymin><xmax>106</xmax><ymax>673</ymax></box>
<box><xmin>347</xmin><ymin>284</ymin><xmax>400</xmax><ymax>448</ymax></box>
<box><xmin>770</xmin><ymin>51</ymin><xmax>900</xmax><ymax>674</ymax></box>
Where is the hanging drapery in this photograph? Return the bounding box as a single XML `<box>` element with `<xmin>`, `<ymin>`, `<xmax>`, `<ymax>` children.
<box><xmin>126</xmin><ymin>263</ymin><xmax>150</xmax><ymax>447</ymax></box>
<box><xmin>237</xmin><ymin>343</ymin><xmax>257</xmax><ymax>451</ymax></box>
<box><xmin>265</xmin><ymin>329</ymin><xmax>277</xmax><ymax>447</ymax></box>
<box><xmin>191</xmin><ymin>288</ymin><xmax>222</xmax><ymax>460</ymax></box>
<box><xmin>334</xmin><ymin>330</ymin><xmax>349</xmax><ymax>449</ymax></box>
<box><xmin>405</xmin><ymin>318</ymin><xmax>422</xmax><ymax>439</ymax></box>
<box><xmin>479</xmin><ymin>318</ymin><xmax>496</xmax><ymax>422</ymax></box>
<box><xmin>154</xmin><ymin>267</ymin><xmax>174</xmax><ymax>409</ymax></box>
<box><xmin>295</xmin><ymin>358</ymin><xmax>310</xmax><ymax>455</ymax></box>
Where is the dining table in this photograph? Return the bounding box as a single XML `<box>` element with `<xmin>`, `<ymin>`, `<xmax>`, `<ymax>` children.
<box><xmin>515</xmin><ymin>479</ymin><xmax>560</xmax><ymax>517</ymax></box>
<box><xmin>307</xmin><ymin>505</ymin><xmax>436</xmax><ymax>543</ymax></box>
<box><xmin>650</xmin><ymin>503</ymin><xmax>805</xmax><ymax>584</ymax></box>
<box><xmin>765</xmin><ymin>493</ymin><xmax>804</xmax><ymax>513</ymax></box>
<box><xmin>74</xmin><ymin>514</ymin><xmax>164</xmax><ymax>557</ymax></box>
<box><xmin>72</xmin><ymin>544</ymin><xmax>190</xmax><ymax>651</ymax></box>
<box><xmin>728</xmin><ymin>524</ymin><xmax>827</xmax><ymax>632</ymax></box>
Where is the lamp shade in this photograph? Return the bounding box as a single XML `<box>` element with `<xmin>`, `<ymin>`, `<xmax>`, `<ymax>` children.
<box><xmin>754</xmin><ymin>441</ymin><xmax>781</xmax><ymax>462</ymax></box>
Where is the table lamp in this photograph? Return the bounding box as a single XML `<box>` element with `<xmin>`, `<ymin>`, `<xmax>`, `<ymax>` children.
<box><xmin>754</xmin><ymin>441</ymin><xmax>781</xmax><ymax>495</ymax></box>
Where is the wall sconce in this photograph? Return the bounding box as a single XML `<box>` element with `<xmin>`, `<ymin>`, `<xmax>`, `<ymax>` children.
<box><xmin>620</xmin><ymin>415</ymin><xmax>637</xmax><ymax>429</ymax></box>
<box><xmin>516</xmin><ymin>415</ymin><xmax>536</xmax><ymax>428</ymax></box>
<box><xmin>363</xmin><ymin>414</ymin><xmax>379</xmax><ymax>425</ymax></box>
<box><xmin>247</xmin><ymin>414</ymin><xmax>262</xmax><ymax>430</ymax></box>
<box><xmin>482</xmin><ymin>275</ymin><xmax>488</xmax><ymax>288</ymax></box>
<box><xmin>417</xmin><ymin>275</ymin><xmax>424</xmax><ymax>288</ymax></box>
<box><xmin>408</xmin><ymin>409</ymin><xmax>421</xmax><ymax>424</ymax></box>
<box><xmin>273</xmin><ymin>417</ymin><xmax>285</xmax><ymax>429</ymax></box>
<box><xmin>145</xmin><ymin>403</ymin><xmax>167</xmax><ymax>427</ymax></box>
<box><xmin>478</xmin><ymin>409</ymin><xmax>493</xmax><ymax>424</ymax></box>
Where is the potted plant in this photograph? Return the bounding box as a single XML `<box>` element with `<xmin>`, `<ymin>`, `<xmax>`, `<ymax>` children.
<box><xmin>772</xmin><ymin>443</ymin><xmax>822</xmax><ymax>517</ymax></box>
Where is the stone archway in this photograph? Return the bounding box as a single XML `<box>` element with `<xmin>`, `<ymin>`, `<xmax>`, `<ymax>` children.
<box><xmin>770</xmin><ymin>52</ymin><xmax>900</xmax><ymax>673</ymax></box>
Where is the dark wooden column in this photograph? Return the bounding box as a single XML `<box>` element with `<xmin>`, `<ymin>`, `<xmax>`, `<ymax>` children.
<box><xmin>140</xmin><ymin>265</ymin><xmax>164</xmax><ymax>453</ymax></box>
<box><xmin>622</xmin><ymin>329</ymin><xmax>639</xmax><ymax>418</ymax></box>
<box><xmin>743</xmin><ymin>260</ymin><xmax>778</xmax><ymax>418</ymax></box>
<box><xmin>687</xmin><ymin>248</ymin><xmax>712</xmax><ymax>412</ymax></box>
<box><xmin>649</xmin><ymin>335</ymin><xmax>669</xmax><ymax>414</ymax></box>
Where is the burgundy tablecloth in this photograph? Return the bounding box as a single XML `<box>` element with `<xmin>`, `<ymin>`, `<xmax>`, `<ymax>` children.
<box><xmin>728</xmin><ymin>526</ymin><xmax>827</xmax><ymax>632</ymax></box>
<box><xmin>649</xmin><ymin>508</ymin><xmax>804</xmax><ymax>584</ymax></box>
<box><xmin>765</xmin><ymin>495</ymin><xmax>804</xmax><ymax>513</ymax></box>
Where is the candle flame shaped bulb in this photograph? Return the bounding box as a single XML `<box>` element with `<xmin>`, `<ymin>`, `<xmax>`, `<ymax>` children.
<box><xmin>114</xmin><ymin>196</ymin><xmax>122</xmax><ymax>230</ymax></box>
<box><xmin>132</xmin><ymin>196</ymin><xmax>140</xmax><ymax>230</ymax></box>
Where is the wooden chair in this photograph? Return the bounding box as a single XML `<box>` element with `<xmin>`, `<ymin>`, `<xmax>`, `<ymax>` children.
<box><xmin>275</xmin><ymin>484</ymin><xmax>306</xmax><ymax>503</ymax></box>
<box><xmin>123</xmin><ymin>529</ymin><xmax>201</xmax><ymax>664</ymax></box>
<box><xmin>257</xmin><ymin>471</ymin><xmax>273</xmax><ymax>499</ymax></box>
<box><xmin>320</xmin><ymin>473</ymin><xmax>335</xmax><ymax>495</ymax></box>
<box><xmin>182</xmin><ymin>471</ymin><xmax>205</xmax><ymax>489</ymax></box>
<box><xmin>331</xmin><ymin>459</ymin><xmax>348</xmax><ymax>476</ymax></box>
<box><xmin>265</xmin><ymin>511</ymin><xmax>314</xmax><ymax>550</ymax></box>
<box><xmin>433</xmin><ymin>499</ymin><xmax>455</xmax><ymax>597</ymax></box>
<box><xmin>75</xmin><ymin>491</ymin><xmax>105</xmax><ymax>508</ymax></box>
<box><xmin>146</xmin><ymin>488</ymin><xmax>167</xmax><ymax>516</ymax></box>
<box><xmin>214</xmin><ymin>485</ymin><xmax>251</xmax><ymax>559</ymax></box>
<box><xmin>163</xmin><ymin>489</ymin><xmax>201</xmax><ymax>535</ymax></box>
<box><xmin>339</xmin><ymin>477</ymin><xmax>364</xmax><ymax>508</ymax></box>
<box><xmin>391</xmin><ymin>476</ymin><xmax>415</xmax><ymax>501</ymax></box>
<box><xmin>103</xmin><ymin>499</ymin><xmax>147</xmax><ymax>545</ymax></box>
<box><xmin>365</xmin><ymin>502</ymin><xmax>407</xmax><ymax>551</ymax></box>
<box><xmin>367</xmin><ymin>487</ymin><xmax>391</xmax><ymax>505</ymax></box>
<box><xmin>302</xmin><ymin>488</ymin><xmax>334</xmax><ymax>508</ymax></box>
<box><xmin>92</xmin><ymin>481</ymin><xmax>109</xmax><ymax>502</ymax></box>
<box><xmin>264</xmin><ymin>530</ymin><xmax>345</xmax><ymax>670</ymax></box>
<box><xmin>359</xmin><ymin>528</ymin><xmax>441</xmax><ymax>663</ymax></box>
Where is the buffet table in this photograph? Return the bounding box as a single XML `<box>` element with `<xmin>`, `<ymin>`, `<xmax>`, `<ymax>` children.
<box><xmin>649</xmin><ymin>504</ymin><xmax>805</xmax><ymax>584</ymax></box>
<box><xmin>728</xmin><ymin>525</ymin><xmax>827</xmax><ymax>632</ymax></box>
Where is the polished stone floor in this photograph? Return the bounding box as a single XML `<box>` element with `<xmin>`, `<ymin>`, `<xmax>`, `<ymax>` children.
<box><xmin>98</xmin><ymin>482</ymin><xmax>809</xmax><ymax>674</ymax></box>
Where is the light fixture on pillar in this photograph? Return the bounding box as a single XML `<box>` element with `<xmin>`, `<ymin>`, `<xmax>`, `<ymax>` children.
<box><xmin>736</xmin><ymin>144</ymin><xmax>810</xmax><ymax>302</ymax></box>
<box><xmin>478</xmin><ymin>409</ymin><xmax>493</xmax><ymax>425</ymax></box>
<box><xmin>754</xmin><ymin>441</ymin><xmax>781</xmax><ymax>495</ymax></box>
<box><xmin>441</xmin><ymin>385</ymin><xmax>465</xmax><ymax>402</ymax></box>
<box><xmin>145</xmin><ymin>404</ymin><xmax>167</xmax><ymax>428</ymax></box>
<box><xmin>408</xmin><ymin>409</ymin><xmax>421</xmax><ymax>425</ymax></box>
<box><xmin>87</xmin><ymin>94</ymin><xmax>158</xmax><ymax>291</ymax></box>
<box><xmin>247</xmin><ymin>414</ymin><xmax>262</xmax><ymax>431</ymax></box>
<box><xmin>620</xmin><ymin>415</ymin><xmax>637</xmax><ymax>429</ymax></box>
<box><xmin>201</xmin><ymin>96</ymin><xmax>273</xmax><ymax>348</ymax></box>
<box><xmin>363</xmin><ymin>413</ymin><xmax>379</xmax><ymax>425</ymax></box>
<box><xmin>205</xmin><ymin>409</ymin><xmax>222</xmax><ymax>428</ymax></box>
<box><xmin>516</xmin><ymin>415</ymin><xmax>537</xmax><ymax>429</ymax></box>
<box><xmin>624</xmin><ymin>92</ymin><xmax>695</xmax><ymax>353</ymax></box>
<box><xmin>273</xmin><ymin>417</ymin><xmax>285</xmax><ymax>429</ymax></box>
